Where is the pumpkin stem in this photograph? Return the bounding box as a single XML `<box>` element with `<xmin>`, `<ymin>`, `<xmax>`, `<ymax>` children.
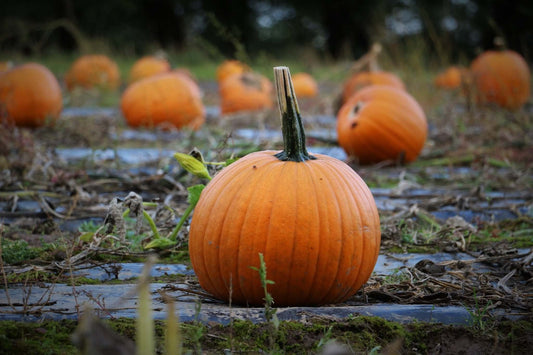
<box><xmin>273</xmin><ymin>66</ymin><xmax>316</xmax><ymax>162</ymax></box>
<box><xmin>493</xmin><ymin>36</ymin><xmax>506</xmax><ymax>50</ymax></box>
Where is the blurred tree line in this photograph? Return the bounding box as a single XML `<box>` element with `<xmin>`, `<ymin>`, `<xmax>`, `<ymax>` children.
<box><xmin>1</xmin><ymin>0</ymin><xmax>532</xmax><ymax>62</ymax></box>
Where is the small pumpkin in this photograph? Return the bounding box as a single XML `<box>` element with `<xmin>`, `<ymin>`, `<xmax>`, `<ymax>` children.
<box><xmin>0</xmin><ymin>63</ymin><xmax>62</xmax><ymax>127</ymax></box>
<box><xmin>337</xmin><ymin>85</ymin><xmax>427</xmax><ymax>165</ymax></box>
<box><xmin>216</xmin><ymin>60</ymin><xmax>249</xmax><ymax>83</ymax></box>
<box><xmin>470</xmin><ymin>48</ymin><xmax>530</xmax><ymax>109</ymax></box>
<box><xmin>219</xmin><ymin>72</ymin><xmax>273</xmax><ymax>114</ymax></box>
<box><xmin>65</xmin><ymin>55</ymin><xmax>120</xmax><ymax>91</ymax></box>
<box><xmin>292</xmin><ymin>72</ymin><xmax>318</xmax><ymax>98</ymax></box>
<box><xmin>121</xmin><ymin>72</ymin><xmax>205</xmax><ymax>130</ymax></box>
<box><xmin>189</xmin><ymin>66</ymin><xmax>381</xmax><ymax>306</ymax></box>
<box><xmin>342</xmin><ymin>71</ymin><xmax>405</xmax><ymax>103</ymax></box>
<box><xmin>341</xmin><ymin>44</ymin><xmax>405</xmax><ymax>104</ymax></box>
<box><xmin>129</xmin><ymin>56</ymin><xmax>171</xmax><ymax>83</ymax></box>
<box><xmin>434</xmin><ymin>66</ymin><xmax>463</xmax><ymax>89</ymax></box>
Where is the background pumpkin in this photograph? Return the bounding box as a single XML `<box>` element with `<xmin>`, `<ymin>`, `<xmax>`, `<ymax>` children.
<box><xmin>337</xmin><ymin>85</ymin><xmax>427</xmax><ymax>165</ymax></box>
<box><xmin>340</xmin><ymin>43</ymin><xmax>405</xmax><ymax>105</ymax></box>
<box><xmin>342</xmin><ymin>71</ymin><xmax>405</xmax><ymax>104</ymax></box>
<box><xmin>65</xmin><ymin>54</ymin><xmax>120</xmax><ymax>91</ymax></box>
<box><xmin>219</xmin><ymin>71</ymin><xmax>273</xmax><ymax>114</ymax></box>
<box><xmin>0</xmin><ymin>61</ymin><xmax>13</xmax><ymax>74</ymax></box>
<box><xmin>434</xmin><ymin>66</ymin><xmax>463</xmax><ymax>89</ymax></box>
<box><xmin>0</xmin><ymin>63</ymin><xmax>62</xmax><ymax>127</ymax></box>
<box><xmin>216</xmin><ymin>60</ymin><xmax>249</xmax><ymax>83</ymax></box>
<box><xmin>470</xmin><ymin>49</ymin><xmax>530</xmax><ymax>109</ymax></box>
<box><xmin>292</xmin><ymin>72</ymin><xmax>318</xmax><ymax>97</ymax></box>
<box><xmin>173</xmin><ymin>68</ymin><xmax>203</xmax><ymax>99</ymax></box>
<box><xmin>189</xmin><ymin>66</ymin><xmax>381</xmax><ymax>306</ymax></box>
<box><xmin>121</xmin><ymin>72</ymin><xmax>205</xmax><ymax>130</ymax></box>
<box><xmin>128</xmin><ymin>56</ymin><xmax>171</xmax><ymax>83</ymax></box>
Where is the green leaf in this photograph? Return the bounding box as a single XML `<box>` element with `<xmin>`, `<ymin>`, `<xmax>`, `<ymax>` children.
<box><xmin>144</xmin><ymin>237</ymin><xmax>175</xmax><ymax>250</ymax></box>
<box><xmin>187</xmin><ymin>184</ymin><xmax>205</xmax><ymax>206</ymax></box>
<box><xmin>174</xmin><ymin>152</ymin><xmax>211</xmax><ymax>180</ymax></box>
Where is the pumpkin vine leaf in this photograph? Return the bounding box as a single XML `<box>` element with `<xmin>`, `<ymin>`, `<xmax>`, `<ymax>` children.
<box><xmin>186</xmin><ymin>184</ymin><xmax>205</xmax><ymax>206</ymax></box>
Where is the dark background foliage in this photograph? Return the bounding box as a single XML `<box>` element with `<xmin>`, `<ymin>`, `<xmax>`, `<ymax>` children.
<box><xmin>1</xmin><ymin>0</ymin><xmax>532</xmax><ymax>61</ymax></box>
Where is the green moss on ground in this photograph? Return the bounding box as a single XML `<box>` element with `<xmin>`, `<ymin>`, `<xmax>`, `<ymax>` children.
<box><xmin>1</xmin><ymin>316</ymin><xmax>531</xmax><ymax>354</ymax></box>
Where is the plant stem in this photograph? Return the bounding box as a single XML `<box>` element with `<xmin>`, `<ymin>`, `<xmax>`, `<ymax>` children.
<box><xmin>136</xmin><ymin>256</ymin><xmax>156</xmax><ymax>355</ymax></box>
<box><xmin>204</xmin><ymin>161</ymin><xmax>226</xmax><ymax>166</ymax></box>
<box><xmin>143</xmin><ymin>210</ymin><xmax>161</xmax><ymax>239</ymax></box>
<box><xmin>273</xmin><ymin>66</ymin><xmax>315</xmax><ymax>162</ymax></box>
<box><xmin>168</xmin><ymin>204</ymin><xmax>195</xmax><ymax>241</ymax></box>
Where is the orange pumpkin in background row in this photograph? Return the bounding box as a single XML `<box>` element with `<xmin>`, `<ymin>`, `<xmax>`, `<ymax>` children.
<box><xmin>65</xmin><ymin>55</ymin><xmax>120</xmax><ymax>91</ymax></box>
<box><xmin>434</xmin><ymin>66</ymin><xmax>464</xmax><ymax>89</ymax></box>
<box><xmin>121</xmin><ymin>72</ymin><xmax>205</xmax><ymax>130</ymax></box>
<box><xmin>470</xmin><ymin>49</ymin><xmax>531</xmax><ymax>110</ymax></box>
<box><xmin>172</xmin><ymin>68</ymin><xmax>203</xmax><ymax>99</ymax></box>
<box><xmin>341</xmin><ymin>70</ymin><xmax>405</xmax><ymax>104</ymax></box>
<box><xmin>337</xmin><ymin>85</ymin><xmax>427</xmax><ymax>165</ymax></box>
<box><xmin>292</xmin><ymin>72</ymin><xmax>318</xmax><ymax>97</ymax></box>
<box><xmin>0</xmin><ymin>63</ymin><xmax>63</xmax><ymax>127</ymax></box>
<box><xmin>128</xmin><ymin>56</ymin><xmax>171</xmax><ymax>84</ymax></box>
<box><xmin>219</xmin><ymin>72</ymin><xmax>273</xmax><ymax>114</ymax></box>
<box><xmin>189</xmin><ymin>66</ymin><xmax>381</xmax><ymax>306</ymax></box>
<box><xmin>216</xmin><ymin>59</ymin><xmax>249</xmax><ymax>83</ymax></box>
<box><xmin>0</xmin><ymin>61</ymin><xmax>13</xmax><ymax>74</ymax></box>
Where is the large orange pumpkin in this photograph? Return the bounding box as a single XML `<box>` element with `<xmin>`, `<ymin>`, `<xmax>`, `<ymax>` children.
<box><xmin>434</xmin><ymin>66</ymin><xmax>463</xmax><ymax>89</ymax></box>
<box><xmin>189</xmin><ymin>66</ymin><xmax>381</xmax><ymax>306</ymax></box>
<box><xmin>121</xmin><ymin>72</ymin><xmax>205</xmax><ymax>130</ymax></box>
<box><xmin>342</xmin><ymin>71</ymin><xmax>405</xmax><ymax>103</ymax></box>
<box><xmin>0</xmin><ymin>63</ymin><xmax>62</xmax><ymax>127</ymax></box>
<box><xmin>337</xmin><ymin>85</ymin><xmax>427</xmax><ymax>165</ymax></box>
<box><xmin>219</xmin><ymin>72</ymin><xmax>273</xmax><ymax>114</ymax></box>
<box><xmin>470</xmin><ymin>49</ymin><xmax>530</xmax><ymax>109</ymax></box>
<box><xmin>216</xmin><ymin>60</ymin><xmax>249</xmax><ymax>83</ymax></box>
<box><xmin>129</xmin><ymin>56</ymin><xmax>171</xmax><ymax>83</ymax></box>
<box><xmin>65</xmin><ymin>55</ymin><xmax>120</xmax><ymax>91</ymax></box>
<box><xmin>292</xmin><ymin>72</ymin><xmax>318</xmax><ymax>98</ymax></box>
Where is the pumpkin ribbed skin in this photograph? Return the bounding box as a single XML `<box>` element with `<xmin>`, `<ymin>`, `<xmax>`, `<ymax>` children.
<box><xmin>292</xmin><ymin>72</ymin><xmax>318</xmax><ymax>97</ymax></box>
<box><xmin>434</xmin><ymin>66</ymin><xmax>463</xmax><ymax>89</ymax></box>
<box><xmin>342</xmin><ymin>71</ymin><xmax>405</xmax><ymax>103</ymax></box>
<box><xmin>219</xmin><ymin>72</ymin><xmax>273</xmax><ymax>114</ymax></box>
<box><xmin>129</xmin><ymin>56</ymin><xmax>171</xmax><ymax>83</ymax></box>
<box><xmin>216</xmin><ymin>60</ymin><xmax>249</xmax><ymax>83</ymax></box>
<box><xmin>189</xmin><ymin>151</ymin><xmax>380</xmax><ymax>306</ymax></box>
<box><xmin>0</xmin><ymin>63</ymin><xmax>62</xmax><ymax>127</ymax></box>
<box><xmin>470</xmin><ymin>50</ymin><xmax>530</xmax><ymax>109</ymax></box>
<box><xmin>190</xmin><ymin>67</ymin><xmax>380</xmax><ymax>306</ymax></box>
<box><xmin>121</xmin><ymin>73</ymin><xmax>205</xmax><ymax>129</ymax></box>
<box><xmin>65</xmin><ymin>55</ymin><xmax>120</xmax><ymax>91</ymax></box>
<box><xmin>337</xmin><ymin>85</ymin><xmax>427</xmax><ymax>165</ymax></box>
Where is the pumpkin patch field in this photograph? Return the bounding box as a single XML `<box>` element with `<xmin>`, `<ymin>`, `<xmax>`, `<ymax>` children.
<box><xmin>0</xmin><ymin>50</ymin><xmax>532</xmax><ymax>354</ymax></box>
